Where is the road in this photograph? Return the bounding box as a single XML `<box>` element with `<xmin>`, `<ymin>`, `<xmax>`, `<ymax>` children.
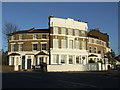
<box><xmin>2</xmin><ymin>71</ymin><xmax>120</xmax><ymax>88</ymax></box>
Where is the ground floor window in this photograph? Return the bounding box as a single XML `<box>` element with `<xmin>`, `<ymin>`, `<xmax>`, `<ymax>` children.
<box><xmin>16</xmin><ymin>57</ymin><xmax>19</xmax><ymax>65</ymax></box>
<box><xmin>61</xmin><ymin>55</ymin><xmax>67</xmax><ymax>64</ymax></box>
<box><xmin>69</xmin><ymin>55</ymin><xmax>74</xmax><ymax>64</ymax></box>
<box><xmin>53</xmin><ymin>55</ymin><xmax>59</xmax><ymax>64</ymax></box>
<box><xmin>11</xmin><ymin>57</ymin><xmax>14</xmax><ymax>65</ymax></box>
<box><xmin>76</xmin><ymin>56</ymin><xmax>80</xmax><ymax>64</ymax></box>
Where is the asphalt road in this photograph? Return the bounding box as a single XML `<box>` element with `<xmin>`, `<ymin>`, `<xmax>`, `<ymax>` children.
<box><xmin>2</xmin><ymin>71</ymin><xmax>120</xmax><ymax>88</ymax></box>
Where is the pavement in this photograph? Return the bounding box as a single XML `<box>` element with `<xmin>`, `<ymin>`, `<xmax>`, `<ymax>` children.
<box><xmin>2</xmin><ymin>70</ymin><xmax>120</xmax><ymax>88</ymax></box>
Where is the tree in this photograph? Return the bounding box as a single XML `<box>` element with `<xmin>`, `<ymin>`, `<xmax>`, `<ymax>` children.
<box><xmin>106</xmin><ymin>49</ymin><xmax>116</xmax><ymax>65</ymax></box>
<box><xmin>2</xmin><ymin>23</ymin><xmax>19</xmax><ymax>50</ymax></box>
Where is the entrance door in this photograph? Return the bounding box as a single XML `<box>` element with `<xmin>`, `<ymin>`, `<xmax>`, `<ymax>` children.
<box><xmin>39</xmin><ymin>57</ymin><xmax>44</xmax><ymax>65</ymax></box>
<box><xmin>27</xmin><ymin>59</ymin><xmax>31</xmax><ymax>69</ymax></box>
<box><xmin>22</xmin><ymin>56</ymin><xmax>25</xmax><ymax>69</ymax></box>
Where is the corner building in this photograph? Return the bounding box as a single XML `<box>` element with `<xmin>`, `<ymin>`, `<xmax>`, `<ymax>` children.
<box><xmin>8</xmin><ymin>16</ymin><xmax>111</xmax><ymax>71</ymax></box>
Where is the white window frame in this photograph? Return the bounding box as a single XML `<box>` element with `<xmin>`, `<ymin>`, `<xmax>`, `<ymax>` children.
<box><xmin>54</xmin><ymin>27</ymin><xmax>59</xmax><ymax>34</ymax></box>
<box><xmin>33</xmin><ymin>34</ymin><xmax>38</xmax><ymax>39</ymax></box>
<box><xmin>81</xmin><ymin>31</ymin><xmax>86</xmax><ymax>37</ymax></box>
<box><xmin>61</xmin><ymin>39</ymin><xmax>66</xmax><ymax>49</ymax></box>
<box><xmin>19</xmin><ymin>34</ymin><xmax>24</xmax><ymax>40</ymax></box>
<box><xmin>61</xmin><ymin>55</ymin><xmax>67</xmax><ymax>64</ymax></box>
<box><xmin>42</xmin><ymin>34</ymin><xmax>46</xmax><ymax>39</ymax></box>
<box><xmin>61</xmin><ymin>27</ymin><xmax>66</xmax><ymax>35</ymax></box>
<box><xmin>32</xmin><ymin>43</ymin><xmax>38</xmax><ymax>51</ymax></box>
<box><xmin>12</xmin><ymin>35</ymin><xmax>16</xmax><ymax>40</ymax></box>
<box><xmin>53</xmin><ymin>54</ymin><xmax>59</xmax><ymax>64</ymax></box>
<box><xmin>68</xmin><ymin>28</ymin><xmax>73</xmax><ymax>35</ymax></box>
<box><xmin>82</xmin><ymin>41</ymin><xmax>86</xmax><ymax>50</ymax></box>
<box><xmin>75</xmin><ymin>40</ymin><xmax>80</xmax><ymax>49</ymax></box>
<box><xmin>75</xmin><ymin>29</ymin><xmax>79</xmax><ymax>36</ymax></box>
<box><xmin>19</xmin><ymin>44</ymin><xmax>23</xmax><ymax>51</ymax></box>
<box><xmin>69</xmin><ymin>40</ymin><xmax>73</xmax><ymax>49</ymax></box>
<box><xmin>11</xmin><ymin>43</ymin><xmax>16</xmax><ymax>51</ymax></box>
<box><xmin>53</xmin><ymin>39</ymin><xmax>59</xmax><ymax>48</ymax></box>
<box><xmin>41</xmin><ymin>43</ymin><xmax>46</xmax><ymax>50</ymax></box>
<box><xmin>69</xmin><ymin>55</ymin><xmax>74</xmax><ymax>64</ymax></box>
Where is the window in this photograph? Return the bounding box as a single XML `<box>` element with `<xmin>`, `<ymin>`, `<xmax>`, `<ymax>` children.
<box><xmin>19</xmin><ymin>34</ymin><xmax>24</xmax><ymax>40</ymax></box>
<box><xmin>81</xmin><ymin>31</ymin><xmax>86</xmax><ymax>37</ymax></box>
<box><xmin>94</xmin><ymin>47</ymin><xmax>97</xmax><ymax>53</ymax></box>
<box><xmin>42</xmin><ymin>44</ymin><xmax>46</xmax><ymax>50</ymax></box>
<box><xmin>12</xmin><ymin>35</ymin><xmax>16</xmax><ymax>40</ymax></box>
<box><xmin>69</xmin><ymin>55</ymin><xmax>73</xmax><ymax>64</ymax></box>
<box><xmin>16</xmin><ymin>57</ymin><xmax>19</xmax><ymax>65</ymax></box>
<box><xmin>11</xmin><ymin>57</ymin><xmax>14</xmax><ymax>65</ymax></box>
<box><xmin>42</xmin><ymin>34</ymin><xmax>46</xmax><ymax>39</ymax></box>
<box><xmin>76</xmin><ymin>56</ymin><xmax>80</xmax><ymax>64</ymax></box>
<box><xmin>61</xmin><ymin>39</ymin><xmax>66</xmax><ymax>48</ymax></box>
<box><xmin>68</xmin><ymin>28</ymin><xmax>73</xmax><ymax>35</ymax></box>
<box><xmin>53</xmin><ymin>55</ymin><xmax>59</xmax><ymax>64</ymax></box>
<box><xmin>82</xmin><ymin>41</ymin><xmax>86</xmax><ymax>49</ymax></box>
<box><xmin>54</xmin><ymin>27</ymin><xmax>58</xmax><ymax>34</ymax></box>
<box><xmin>61</xmin><ymin>55</ymin><xmax>67</xmax><ymax>64</ymax></box>
<box><xmin>11</xmin><ymin>44</ymin><xmax>15</xmax><ymax>51</ymax></box>
<box><xmin>89</xmin><ymin>39</ymin><xmax>92</xmax><ymax>43</ymax></box>
<box><xmin>53</xmin><ymin>39</ymin><xmax>58</xmax><ymax>48</ymax></box>
<box><xmin>34</xmin><ymin>34</ymin><xmax>38</xmax><ymax>39</ymax></box>
<box><xmin>75</xmin><ymin>40</ymin><xmax>80</xmax><ymax>49</ymax></box>
<box><xmin>89</xmin><ymin>46</ymin><xmax>92</xmax><ymax>53</ymax></box>
<box><xmin>19</xmin><ymin>44</ymin><xmax>23</xmax><ymax>51</ymax></box>
<box><xmin>33</xmin><ymin>44</ymin><xmax>37</xmax><ymax>51</ymax></box>
<box><xmin>75</xmin><ymin>29</ymin><xmax>79</xmax><ymax>36</ymax></box>
<box><xmin>94</xmin><ymin>39</ymin><xmax>97</xmax><ymax>44</ymax></box>
<box><xmin>69</xmin><ymin>40</ymin><xmax>73</xmax><ymax>49</ymax></box>
<box><xmin>61</xmin><ymin>27</ymin><xmax>66</xmax><ymax>34</ymax></box>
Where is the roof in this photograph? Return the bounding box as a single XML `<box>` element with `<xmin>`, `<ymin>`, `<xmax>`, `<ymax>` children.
<box><xmin>88</xmin><ymin>54</ymin><xmax>98</xmax><ymax>57</ymax></box>
<box><xmin>35</xmin><ymin>51</ymin><xmax>49</xmax><ymax>56</ymax></box>
<box><xmin>8</xmin><ymin>53</ymin><xmax>20</xmax><ymax>56</ymax></box>
<box><xmin>8</xmin><ymin>28</ymin><xmax>49</xmax><ymax>35</ymax></box>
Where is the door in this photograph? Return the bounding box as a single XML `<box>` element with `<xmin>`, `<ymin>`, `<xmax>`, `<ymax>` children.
<box><xmin>27</xmin><ymin>59</ymin><xmax>31</xmax><ymax>69</ymax></box>
<box><xmin>39</xmin><ymin>57</ymin><xmax>44</xmax><ymax>65</ymax></box>
<box><xmin>22</xmin><ymin>56</ymin><xmax>25</xmax><ymax>69</ymax></box>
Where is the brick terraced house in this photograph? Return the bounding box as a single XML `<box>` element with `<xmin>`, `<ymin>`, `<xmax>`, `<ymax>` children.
<box><xmin>8</xmin><ymin>16</ymin><xmax>111</xmax><ymax>71</ymax></box>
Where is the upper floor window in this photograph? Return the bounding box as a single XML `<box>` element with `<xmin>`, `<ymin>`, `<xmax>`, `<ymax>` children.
<box><xmin>42</xmin><ymin>34</ymin><xmax>46</xmax><ymax>39</ymax></box>
<box><xmin>68</xmin><ymin>28</ymin><xmax>73</xmax><ymax>35</ymax></box>
<box><xmin>53</xmin><ymin>39</ymin><xmax>59</xmax><ymax>48</ymax></box>
<box><xmin>33</xmin><ymin>34</ymin><xmax>38</xmax><ymax>39</ymax></box>
<box><xmin>94</xmin><ymin>39</ymin><xmax>97</xmax><ymax>44</ymax></box>
<box><xmin>82</xmin><ymin>41</ymin><xmax>86</xmax><ymax>49</ymax></box>
<box><xmin>69</xmin><ymin>40</ymin><xmax>73</xmax><ymax>49</ymax></box>
<box><xmin>61</xmin><ymin>27</ymin><xmax>66</xmax><ymax>35</ymax></box>
<box><xmin>89</xmin><ymin>39</ymin><xmax>92</xmax><ymax>43</ymax></box>
<box><xmin>81</xmin><ymin>31</ymin><xmax>86</xmax><ymax>37</ymax></box>
<box><xmin>94</xmin><ymin>47</ymin><xmax>97</xmax><ymax>53</ymax></box>
<box><xmin>19</xmin><ymin>34</ymin><xmax>24</xmax><ymax>40</ymax></box>
<box><xmin>41</xmin><ymin>44</ymin><xmax>46</xmax><ymax>50</ymax></box>
<box><xmin>54</xmin><ymin>27</ymin><xmax>58</xmax><ymax>34</ymax></box>
<box><xmin>61</xmin><ymin>39</ymin><xmax>66</xmax><ymax>48</ymax></box>
<box><xmin>75</xmin><ymin>40</ymin><xmax>80</xmax><ymax>49</ymax></box>
<box><xmin>19</xmin><ymin>44</ymin><xmax>23</xmax><ymax>51</ymax></box>
<box><xmin>12</xmin><ymin>35</ymin><xmax>16</xmax><ymax>40</ymax></box>
<box><xmin>75</xmin><ymin>29</ymin><xmax>79</xmax><ymax>36</ymax></box>
<box><xmin>11</xmin><ymin>44</ymin><xmax>15</xmax><ymax>51</ymax></box>
<box><xmin>33</xmin><ymin>44</ymin><xmax>37</xmax><ymax>51</ymax></box>
<box><xmin>89</xmin><ymin>46</ymin><xmax>92</xmax><ymax>53</ymax></box>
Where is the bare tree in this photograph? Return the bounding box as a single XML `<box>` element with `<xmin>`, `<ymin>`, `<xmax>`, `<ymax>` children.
<box><xmin>2</xmin><ymin>23</ymin><xmax>19</xmax><ymax>51</ymax></box>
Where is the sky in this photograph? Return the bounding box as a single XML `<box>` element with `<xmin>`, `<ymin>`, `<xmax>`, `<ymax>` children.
<box><xmin>2</xmin><ymin>2</ymin><xmax>119</xmax><ymax>55</ymax></box>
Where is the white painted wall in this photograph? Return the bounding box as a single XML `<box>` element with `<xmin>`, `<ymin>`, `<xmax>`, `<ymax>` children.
<box><xmin>50</xmin><ymin>18</ymin><xmax>88</xmax><ymax>31</ymax></box>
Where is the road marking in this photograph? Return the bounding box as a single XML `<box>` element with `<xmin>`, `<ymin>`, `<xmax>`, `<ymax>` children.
<box><xmin>58</xmin><ymin>80</ymin><xmax>97</xmax><ymax>88</ymax></box>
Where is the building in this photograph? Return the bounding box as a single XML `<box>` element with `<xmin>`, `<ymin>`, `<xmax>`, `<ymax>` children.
<box><xmin>8</xmin><ymin>16</ymin><xmax>111</xmax><ymax>71</ymax></box>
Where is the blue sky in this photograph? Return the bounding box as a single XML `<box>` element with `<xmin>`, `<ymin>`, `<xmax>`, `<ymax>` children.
<box><xmin>2</xmin><ymin>2</ymin><xmax>118</xmax><ymax>55</ymax></box>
